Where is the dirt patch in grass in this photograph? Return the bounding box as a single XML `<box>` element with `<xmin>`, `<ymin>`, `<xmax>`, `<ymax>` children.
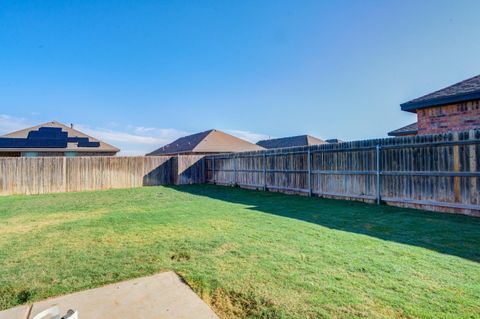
<box><xmin>0</xmin><ymin>209</ymin><xmax>108</xmax><ymax>238</ymax></box>
<box><xmin>0</xmin><ymin>286</ymin><xmax>36</xmax><ymax>307</ymax></box>
<box><xmin>204</xmin><ymin>288</ymin><xmax>282</xmax><ymax>319</ymax></box>
<box><xmin>171</xmin><ymin>251</ymin><xmax>191</xmax><ymax>262</ymax></box>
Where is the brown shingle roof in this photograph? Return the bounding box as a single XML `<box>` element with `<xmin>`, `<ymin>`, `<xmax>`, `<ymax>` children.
<box><xmin>146</xmin><ymin>129</ymin><xmax>264</xmax><ymax>155</ymax></box>
<box><xmin>401</xmin><ymin>75</ymin><xmax>480</xmax><ymax>112</ymax></box>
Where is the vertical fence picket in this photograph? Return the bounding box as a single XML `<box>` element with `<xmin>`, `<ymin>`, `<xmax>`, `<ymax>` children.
<box><xmin>376</xmin><ymin>144</ymin><xmax>381</xmax><ymax>205</ymax></box>
<box><xmin>263</xmin><ymin>153</ymin><xmax>267</xmax><ymax>191</ymax></box>
<box><xmin>212</xmin><ymin>157</ymin><xmax>215</xmax><ymax>184</ymax></box>
<box><xmin>307</xmin><ymin>148</ymin><xmax>312</xmax><ymax>196</ymax></box>
<box><xmin>233</xmin><ymin>155</ymin><xmax>237</xmax><ymax>186</ymax></box>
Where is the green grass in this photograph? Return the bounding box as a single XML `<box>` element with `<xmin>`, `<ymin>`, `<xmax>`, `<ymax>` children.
<box><xmin>0</xmin><ymin>185</ymin><xmax>479</xmax><ymax>318</ymax></box>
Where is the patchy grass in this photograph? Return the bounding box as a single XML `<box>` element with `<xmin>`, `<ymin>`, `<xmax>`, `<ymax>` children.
<box><xmin>0</xmin><ymin>185</ymin><xmax>479</xmax><ymax>318</ymax></box>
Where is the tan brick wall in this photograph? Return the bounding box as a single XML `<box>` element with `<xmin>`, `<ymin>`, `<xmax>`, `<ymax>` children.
<box><xmin>417</xmin><ymin>99</ymin><xmax>480</xmax><ymax>135</ymax></box>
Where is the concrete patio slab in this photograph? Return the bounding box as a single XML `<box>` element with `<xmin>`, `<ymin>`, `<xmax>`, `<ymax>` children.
<box><xmin>0</xmin><ymin>272</ymin><xmax>218</xmax><ymax>319</ymax></box>
<box><xmin>0</xmin><ymin>305</ymin><xmax>30</xmax><ymax>319</ymax></box>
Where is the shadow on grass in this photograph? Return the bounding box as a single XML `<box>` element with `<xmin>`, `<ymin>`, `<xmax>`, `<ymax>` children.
<box><xmin>171</xmin><ymin>184</ymin><xmax>480</xmax><ymax>263</ymax></box>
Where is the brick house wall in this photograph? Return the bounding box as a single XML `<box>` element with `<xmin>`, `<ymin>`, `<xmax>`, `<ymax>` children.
<box><xmin>417</xmin><ymin>99</ymin><xmax>480</xmax><ymax>135</ymax></box>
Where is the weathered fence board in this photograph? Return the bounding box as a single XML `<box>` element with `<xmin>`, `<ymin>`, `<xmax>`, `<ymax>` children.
<box><xmin>173</xmin><ymin>155</ymin><xmax>205</xmax><ymax>185</ymax></box>
<box><xmin>206</xmin><ymin>130</ymin><xmax>480</xmax><ymax>216</ymax></box>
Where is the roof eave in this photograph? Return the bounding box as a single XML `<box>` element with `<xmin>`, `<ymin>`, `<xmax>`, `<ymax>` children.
<box><xmin>387</xmin><ymin>130</ymin><xmax>417</xmax><ymax>137</ymax></box>
<box><xmin>400</xmin><ymin>91</ymin><xmax>480</xmax><ymax>112</ymax></box>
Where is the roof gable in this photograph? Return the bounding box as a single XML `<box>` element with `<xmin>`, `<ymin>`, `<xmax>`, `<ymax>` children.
<box><xmin>307</xmin><ymin>135</ymin><xmax>327</xmax><ymax>146</ymax></box>
<box><xmin>401</xmin><ymin>75</ymin><xmax>480</xmax><ymax>112</ymax></box>
<box><xmin>193</xmin><ymin>130</ymin><xmax>264</xmax><ymax>153</ymax></box>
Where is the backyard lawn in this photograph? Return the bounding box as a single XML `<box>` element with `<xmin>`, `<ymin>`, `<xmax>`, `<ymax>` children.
<box><xmin>0</xmin><ymin>185</ymin><xmax>479</xmax><ymax>319</ymax></box>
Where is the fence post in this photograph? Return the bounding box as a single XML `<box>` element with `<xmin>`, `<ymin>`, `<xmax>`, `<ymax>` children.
<box><xmin>263</xmin><ymin>152</ymin><xmax>267</xmax><ymax>191</ymax></box>
<box><xmin>307</xmin><ymin>148</ymin><xmax>312</xmax><ymax>196</ymax></box>
<box><xmin>376</xmin><ymin>144</ymin><xmax>381</xmax><ymax>205</ymax></box>
<box><xmin>212</xmin><ymin>157</ymin><xmax>215</xmax><ymax>184</ymax></box>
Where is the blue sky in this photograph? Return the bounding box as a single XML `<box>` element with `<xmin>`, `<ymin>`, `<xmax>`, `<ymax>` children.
<box><xmin>1</xmin><ymin>0</ymin><xmax>479</xmax><ymax>154</ymax></box>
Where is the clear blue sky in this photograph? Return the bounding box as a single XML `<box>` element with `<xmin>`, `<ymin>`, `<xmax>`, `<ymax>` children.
<box><xmin>1</xmin><ymin>0</ymin><xmax>479</xmax><ymax>154</ymax></box>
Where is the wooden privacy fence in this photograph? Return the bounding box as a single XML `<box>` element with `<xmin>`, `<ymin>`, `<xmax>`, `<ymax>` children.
<box><xmin>0</xmin><ymin>156</ymin><xmax>176</xmax><ymax>196</ymax></box>
<box><xmin>0</xmin><ymin>155</ymin><xmax>206</xmax><ymax>196</ymax></box>
<box><xmin>205</xmin><ymin>130</ymin><xmax>480</xmax><ymax>216</ymax></box>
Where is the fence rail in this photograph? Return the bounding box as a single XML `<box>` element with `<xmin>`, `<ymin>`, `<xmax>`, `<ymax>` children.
<box><xmin>205</xmin><ymin>130</ymin><xmax>480</xmax><ymax>216</ymax></box>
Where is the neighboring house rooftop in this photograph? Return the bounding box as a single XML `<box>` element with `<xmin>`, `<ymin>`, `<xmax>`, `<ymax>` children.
<box><xmin>401</xmin><ymin>74</ymin><xmax>480</xmax><ymax>112</ymax></box>
<box><xmin>0</xmin><ymin>121</ymin><xmax>119</xmax><ymax>153</ymax></box>
<box><xmin>256</xmin><ymin>135</ymin><xmax>326</xmax><ymax>149</ymax></box>
<box><xmin>146</xmin><ymin>129</ymin><xmax>264</xmax><ymax>156</ymax></box>
<box><xmin>325</xmin><ymin>138</ymin><xmax>344</xmax><ymax>144</ymax></box>
<box><xmin>388</xmin><ymin>122</ymin><xmax>418</xmax><ymax>137</ymax></box>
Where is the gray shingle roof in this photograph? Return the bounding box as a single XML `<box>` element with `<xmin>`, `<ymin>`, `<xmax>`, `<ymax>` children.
<box><xmin>147</xmin><ymin>130</ymin><xmax>213</xmax><ymax>155</ymax></box>
<box><xmin>256</xmin><ymin>135</ymin><xmax>325</xmax><ymax>149</ymax></box>
<box><xmin>388</xmin><ymin>122</ymin><xmax>418</xmax><ymax>137</ymax></box>
<box><xmin>401</xmin><ymin>75</ymin><xmax>480</xmax><ymax>112</ymax></box>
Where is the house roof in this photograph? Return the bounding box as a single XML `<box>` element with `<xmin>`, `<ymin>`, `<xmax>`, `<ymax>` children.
<box><xmin>388</xmin><ymin>122</ymin><xmax>418</xmax><ymax>137</ymax></box>
<box><xmin>256</xmin><ymin>135</ymin><xmax>326</xmax><ymax>149</ymax></box>
<box><xmin>0</xmin><ymin>121</ymin><xmax>120</xmax><ymax>153</ymax></box>
<box><xmin>146</xmin><ymin>129</ymin><xmax>264</xmax><ymax>155</ymax></box>
<box><xmin>401</xmin><ymin>74</ymin><xmax>480</xmax><ymax>112</ymax></box>
<box><xmin>325</xmin><ymin>138</ymin><xmax>344</xmax><ymax>144</ymax></box>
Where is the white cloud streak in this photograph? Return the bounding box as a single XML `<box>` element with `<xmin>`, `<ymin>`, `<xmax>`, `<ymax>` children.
<box><xmin>75</xmin><ymin>124</ymin><xmax>188</xmax><ymax>155</ymax></box>
<box><xmin>222</xmin><ymin>129</ymin><xmax>270</xmax><ymax>143</ymax></box>
<box><xmin>0</xmin><ymin>114</ymin><xmax>31</xmax><ymax>135</ymax></box>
